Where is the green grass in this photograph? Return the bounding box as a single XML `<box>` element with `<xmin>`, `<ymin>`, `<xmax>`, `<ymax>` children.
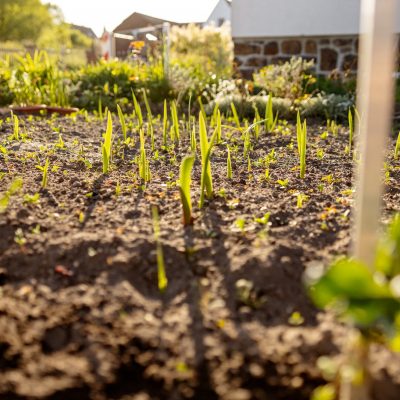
<box><xmin>179</xmin><ymin>155</ymin><xmax>195</xmax><ymax>225</ymax></box>
<box><xmin>102</xmin><ymin>111</ymin><xmax>113</xmax><ymax>174</ymax></box>
<box><xmin>296</xmin><ymin>111</ymin><xmax>307</xmax><ymax>179</ymax></box>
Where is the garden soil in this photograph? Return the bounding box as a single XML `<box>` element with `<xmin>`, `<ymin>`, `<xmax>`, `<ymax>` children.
<box><xmin>0</xmin><ymin>114</ymin><xmax>399</xmax><ymax>400</ymax></box>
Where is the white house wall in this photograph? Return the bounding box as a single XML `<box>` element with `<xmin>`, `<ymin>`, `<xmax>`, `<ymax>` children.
<box><xmin>232</xmin><ymin>0</ymin><xmax>400</xmax><ymax>38</ymax></box>
<box><xmin>206</xmin><ymin>0</ymin><xmax>231</xmax><ymax>26</ymax></box>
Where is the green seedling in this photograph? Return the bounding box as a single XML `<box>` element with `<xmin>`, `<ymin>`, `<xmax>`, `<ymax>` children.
<box><xmin>142</xmin><ymin>88</ymin><xmax>153</xmax><ymax>124</ymax></box>
<box><xmin>190</xmin><ymin>125</ymin><xmax>197</xmax><ymax>153</ymax></box>
<box><xmin>230</xmin><ymin>102</ymin><xmax>241</xmax><ymax>129</ymax></box>
<box><xmin>307</xmin><ymin>213</ymin><xmax>400</xmax><ymax>398</ymax></box>
<box><xmin>211</xmin><ymin>101</ymin><xmax>219</xmax><ymax>128</ymax></box>
<box><xmin>198</xmin><ymin>96</ymin><xmax>207</xmax><ymax>125</ymax></box>
<box><xmin>265</xmin><ymin>93</ymin><xmax>278</xmax><ymax>132</ymax></box>
<box><xmin>152</xmin><ymin>205</ymin><xmax>168</xmax><ymax>292</ymax></box>
<box><xmin>254</xmin><ymin>212</ymin><xmax>270</xmax><ymax>225</ymax></box>
<box><xmin>55</xmin><ymin>134</ymin><xmax>65</xmax><ymax>150</ymax></box>
<box><xmin>36</xmin><ymin>158</ymin><xmax>50</xmax><ymax>189</ymax></box>
<box><xmin>227</xmin><ymin>146</ymin><xmax>232</xmax><ymax>179</ymax></box>
<box><xmin>139</xmin><ymin>129</ymin><xmax>151</xmax><ymax>182</ymax></box>
<box><xmin>296</xmin><ymin>111</ymin><xmax>307</xmax><ymax>179</ymax></box>
<box><xmin>117</xmin><ymin>104</ymin><xmax>128</xmax><ymax>143</ymax></box>
<box><xmin>316</xmin><ymin>148</ymin><xmax>325</xmax><ymax>160</ymax></box>
<box><xmin>347</xmin><ymin>108</ymin><xmax>354</xmax><ymax>155</ymax></box>
<box><xmin>395</xmin><ymin>131</ymin><xmax>400</xmax><ymax>160</ymax></box>
<box><xmin>23</xmin><ymin>192</ymin><xmax>40</xmax><ymax>204</ymax></box>
<box><xmin>179</xmin><ymin>155</ymin><xmax>195</xmax><ymax>225</ymax></box>
<box><xmin>12</xmin><ymin>113</ymin><xmax>20</xmax><ymax>141</ymax></box>
<box><xmin>216</xmin><ymin>109</ymin><xmax>222</xmax><ymax>143</ymax></box>
<box><xmin>235</xmin><ymin>217</ymin><xmax>246</xmax><ymax>232</ymax></box>
<box><xmin>170</xmin><ymin>101</ymin><xmax>180</xmax><ymax>141</ymax></box>
<box><xmin>162</xmin><ymin>99</ymin><xmax>168</xmax><ymax>146</ymax></box>
<box><xmin>296</xmin><ymin>193</ymin><xmax>309</xmax><ymax>208</ymax></box>
<box><xmin>102</xmin><ymin>111</ymin><xmax>113</xmax><ymax>174</ymax></box>
<box><xmin>276</xmin><ymin>179</ymin><xmax>289</xmax><ymax>188</ymax></box>
<box><xmin>132</xmin><ymin>90</ymin><xmax>143</xmax><ymax>128</ymax></box>
<box><xmin>0</xmin><ymin>177</ymin><xmax>23</xmax><ymax>213</ymax></box>
<box><xmin>199</xmin><ymin>113</ymin><xmax>219</xmax><ymax>208</ymax></box>
<box><xmin>98</xmin><ymin>98</ymin><xmax>103</xmax><ymax>121</ymax></box>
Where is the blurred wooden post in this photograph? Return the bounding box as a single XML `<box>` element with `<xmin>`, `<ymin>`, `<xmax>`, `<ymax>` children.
<box><xmin>163</xmin><ymin>22</ymin><xmax>171</xmax><ymax>79</ymax></box>
<box><xmin>353</xmin><ymin>0</ymin><xmax>397</xmax><ymax>268</ymax></box>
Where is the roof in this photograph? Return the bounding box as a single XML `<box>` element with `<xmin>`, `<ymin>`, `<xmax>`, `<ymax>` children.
<box><xmin>70</xmin><ymin>24</ymin><xmax>97</xmax><ymax>39</ymax></box>
<box><xmin>113</xmin><ymin>12</ymin><xmax>174</xmax><ymax>33</ymax></box>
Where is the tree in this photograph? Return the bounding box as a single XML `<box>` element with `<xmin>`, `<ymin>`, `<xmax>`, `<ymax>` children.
<box><xmin>0</xmin><ymin>0</ymin><xmax>52</xmax><ymax>43</ymax></box>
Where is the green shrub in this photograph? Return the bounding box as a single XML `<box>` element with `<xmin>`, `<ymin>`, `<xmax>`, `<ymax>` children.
<box><xmin>71</xmin><ymin>59</ymin><xmax>171</xmax><ymax>111</ymax></box>
<box><xmin>253</xmin><ymin>57</ymin><xmax>316</xmax><ymax>101</ymax></box>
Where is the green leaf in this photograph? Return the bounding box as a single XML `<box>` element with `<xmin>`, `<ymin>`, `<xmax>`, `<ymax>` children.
<box><xmin>179</xmin><ymin>155</ymin><xmax>195</xmax><ymax>225</ymax></box>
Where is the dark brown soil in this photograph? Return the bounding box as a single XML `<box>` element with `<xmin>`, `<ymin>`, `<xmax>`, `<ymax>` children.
<box><xmin>0</xmin><ymin>113</ymin><xmax>399</xmax><ymax>400</ymax></box>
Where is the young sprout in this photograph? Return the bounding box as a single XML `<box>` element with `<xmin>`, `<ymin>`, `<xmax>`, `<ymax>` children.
<box><xmin>347</xmin><ymin>108</ymin><xmax>354</xmax><ymax>155</ymax></box>
<box><xmin>117</xmin><ymin>104</ymin><xmax>127</xmax><ymax>143</ymax></box>
<box><xmin>0</xmin><ymin>177</ymin><xmax>23</xmax><ymax>213</ymax></box>
<box><xmin>265</xmin><ymin>93</ymin><xmax>278</xmax><ymax>132</ymax></box>
<box><xmin>102</xmin><ymin>111</ymin><xmax>113</xmax><ymax>174</ymax></box>
<box><xmin>139</xmin><ymin>129</ymin><xmax>151</xmax><ymax>182</ymax></box>
<box><xmin>198</xmin><ymin>96</ymin><xmax>207</xmax><ymax>125</ymax></box>
<box><xmin>296</xmin><ymin>111</ymin><xmax>307</xmax><ymax>179</ymax></box>
<box><xmin>12</xmin><ymin>113</ymin><xmax>19</xmax><ymax>141</ymax></box>
<box><xmin>151</xmin><ymin>205</ymin><xmax>168</xmax><ymax>293</ymax></box>
<box><xmin>211</xmin><ymin>101</ymin><xmax>219</xmax><ymax>128</ymax></box>
<box><xmin>162</xmin><ymin>99</ymin><xmax>168</xmax><ymax>146</ymax></box>
<box><xmin>227</xmin><ymin>146</ymin><xmax>232</xmax><ymax>179</ymax></box>
<box><xmin>36</xmin><ymin>158</ymin><xmax>50</xmax><ymax>189</ymax></box>
<box><xmin>179</xmin><ymin>155</ymin><xmax>195</xmax><ymax>225</ymax></box>
<box><xmin>190</xmin><ymin>124</ymin><xmax>197</xmax><ymax>153</ymax></box>
<box><xmin>216</xmin><ymin>109</ymin><xmax>222</xmax><ymax>143</ymax></box>
<box><xmin>132</xmin><ymin>90</ymin><xmax>143</xmax><ymax>129</ymax></box>
<box><xmin>55</xmin><ymin>134</ymin><xmax>65</xmax><ymax>150</ymax></box>
<box><xmin>199</xmin><ymin>113</ymin><xmax>219</xmax><ymax>208</ymax></box>
<box><xmin>142</xmin><ymin>88</ymin><xmax>153</xmax><ymax>124</ymax></box>
<box><xmin>296</xmin><ymin>193</ymin><xmax>309</xmax><ymax>208</ymax></box>
<box><xmin>395</xmin><ymin>131</ymin><xmax>400</xmax><ymax>160</ymax></box>
<box><xmin>230</xmin><ymin>102</ymin><xmax>241</xmax><ymax>129</ymax></box>
<box><xmin>170</xmin><ymin>101</ymin><xmax>180</xmax><ymax>141</ymax></box>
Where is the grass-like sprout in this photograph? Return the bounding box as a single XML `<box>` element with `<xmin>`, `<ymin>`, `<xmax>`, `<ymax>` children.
<box><xmin>190</xmin><ymin>124</ymin><xmax>197</xmax><ymax>153</ymax></box>
<box><xmin>132</xmin><ymin>90</ymin><xmax>143</xmax><ymax>129</ymax></box>
<box><xmin>216</xmin><ymin>109</ymin><xmax>222</xmax><ymax>143</ymax></box>
<box><xmin>395</xmin><ymin>131</ymin><xmax>400</xmax><ymax>160</ymax></box>
<box><xmin>179</xmin><ymin>155</ymin><xmax>195</xmax><ymax>225</ymax></box>
<box><xmin>162</xmin><ymin>99</ymin><xmax>168</xmax><ymax>146</ymax></box>
<box><xmin>151</xmin><ymin>205</ymin><xmax>168</xmax><ymax>293</ymax></box>
<box><xmin>36</xmin><ymin>158</ymin><xmax>50</xmax><ymax>189</ymax></box>
<box><xmin>230</xmin><ymin>102</ymin><xmax>241</xmax><ymax>129</ymax></box>
<box><xmin>170</xmin><ymin>101</ymin><xmax>180</xmax><ymax>141</ymax></box>
<box><xmin>227</xmin><ymin>146</ymin><xmax>232</xmax><ymax>179</ymax></box>
<box><xmin>98</xmin><ymin>98</ymin><xmax>103</xmax><ymax>121</ymax></box>
<box><xmin>12</xmin><ymin>113</ymin><xmax>19</xmax><ymax>141</ymax></box>
<box><xmin>101</xmin><ymin>111</ymin><xmax>113</xmax><ymax>174</ymax></box>
<box><xmin>199</xmin><ymin>113</ymin><xmax>219</xmax><ymax>208</ymax></box>
<box><xmin>117</xmin><ymin>104</ymin><xmax>127</xmax><ymax>143</ymax></box>
<box><xmin>253</xmin><ymin>107</ymin><xmax>261</xmax><ymax>141</ymax></box>
<box><xmin>142</xmin><ymin>88</ymin><xmax>153</xmax><ymax>124</ymax></box>
<box><xmin>265</xmin><ymin>93</ymin><xmax>278</xmax><ymax>133</ymax></box>
<box><xmin>211</xmin><ymin>102</ymin><xmax>219</xmax><ymax>128</ymax></box>
<box><xmin>198</xmin><ymin>96</ymin><xmax>207</xmax><ymax>124</ymax></box>
<box><xmin>347</xmin><ymin>108</ymin><xmax>354</xmax><ymax>155</ymax></box>
<box><xmin>139</xmin><ymin>129</ymin><xmax>150</xmax><ymax>182</ymax></box>
<box><xmin>296</xmin><ymin>111</ymin><xmax>307</xmax><ymax>179</ymax></box>
<box><xmin>0</xmin><ymin>177</ymin><xmax>23</xmax><ymax>213</ymax></box>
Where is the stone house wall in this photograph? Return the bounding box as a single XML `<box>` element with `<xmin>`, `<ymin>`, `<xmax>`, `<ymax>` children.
<box><xmin>233</xmin><ymin>36</ymin><xmax>359</xmax><ymax>78</ymax></box>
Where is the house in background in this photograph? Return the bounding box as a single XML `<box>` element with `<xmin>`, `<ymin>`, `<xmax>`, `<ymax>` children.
<box><xmin>232</xmin><ymin>0</ymin><xmax>400</xmax><ymax>78</ymax></box>
<box><xmin>112</xmin><ymin>0</ymin><xmax>231</xmax><ymax>58</ymax></box>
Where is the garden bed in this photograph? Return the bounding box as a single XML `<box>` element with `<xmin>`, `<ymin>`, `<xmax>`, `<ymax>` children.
<box><xmin>0</xmin><ymin>114</ymin><xmax>399</xmax><ymax>399</ymax></box>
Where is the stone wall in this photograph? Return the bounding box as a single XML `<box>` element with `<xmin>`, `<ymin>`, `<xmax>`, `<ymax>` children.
<box><xmin>233</xmin><ymin>36</ymin><xmax>359</xmax><ymax>78</ymax></box>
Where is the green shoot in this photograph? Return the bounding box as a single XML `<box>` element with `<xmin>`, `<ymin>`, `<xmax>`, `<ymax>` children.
<box><xmin>265</xmin><ymin>93</ymin><xmax>278</xmax><ymax>132</ymax></box>
<box><xmin>132</xmin><ymin>90</ymin><xmax>143</xmax><ymax>128</ymax></box>
<box><xmin>296</xmin><ymin>193</ymin><xmax>308</xmax><ymax>208</ymax></box>
<box><xmin>55</xmin><ymin>134</ymin><xmax>65</xmax><ymax>150</ymax></box>
<box><xmin>227</xmin><ymin>146</ymin><xmax>232</xmax><ymax>179</ymax></box>
<box><xmin>170</xmin><ymin>101</ymin><xmax>180</xmax><ymax>141</ymax></box>
<box><xmin>199</xmin><ymin>114</ymin><xmax>219</xmax><ymax>208</ymax></box>
<box><xmin>98</xmin><ymin>97</ymin><xmax>103</xmax><ymax>121</ymax></box>
<box><xmin>36</xmin><ymin>158</ymin><xmax>50</xmax><ymax>189</ymax></box>
<box><xmin>162</xmin><ymin>99</ymin><xmax>168</xmax><ymax>146</ymax></box>
<box><xmin>190</xmin><ymin>124</ymin><xmax>197</xmax><ymax>153</ymax></box>
<box><xmin>12</xmin><ymin>113</ymin><xmax>19</xmax><ymax>141</ymax></box>
<box><xmin>253</xmin><ymin>107</ymin><xmax>261</xmax><ymax>141</ymax></box>
<box><xmin>347</xmin><ymin>108</ymin><xmax>354</xmax><ymax>155</ymax></box>
<box><xmin>296</xmin><ymin>111</ymin><xmax>307</xmax><ymax>179</ymax></box>
<box><xmin>0</xmin><ymin>177</ymin><xmax>23</xmax><ymax>213</ymax></box>
<box><xmin>151</xmin><ymin>205</ymin><xmax>168</xmax><ymax>293</ymax></box>
<box><xmin>139</xmin><ymin>129</ymin><xmax>150</xmax><ymax>182</ymax></box>
<box><xmin>395</xmin><ymin>131</ymin><xmax>400</xmax><ymax>160</ymax></box>
<box><xmin>142</xmin><ymin>88</ymin><xmax>153</xmax><ymax>124</ymax></box>
<box><xmin>216</xmin><ymin>109</ymin><xmax>222</xmax><ymax>143</ymax></box>
<box><xmin>102</xmin><ymin>111</ymin><xmax>113</xmax><ymax>174</ymax></box>
<box><xmin>230</xmin><ymin>102</ymin><xmax>241</xmax><ymax>129</ymax></box>
<box><xmin>179</xmin><ymin>155</ymin><xmax>195</xmax><ymax>225</ymax></box>
<box><xmin>198</xmin><ymin>96</ymin><xmax>207</xmax><ymax>124</ymax></box>
<box><xmin>117</xmin><ymin>104</ymin><xmax>127</xmax><ymax>142</ymax></box>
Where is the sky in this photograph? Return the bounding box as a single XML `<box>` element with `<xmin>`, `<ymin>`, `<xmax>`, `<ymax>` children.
<box><xmin>44</xmin><ymin>0</ymin><xmax>220</xmax><ymax>37</ymax></box>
